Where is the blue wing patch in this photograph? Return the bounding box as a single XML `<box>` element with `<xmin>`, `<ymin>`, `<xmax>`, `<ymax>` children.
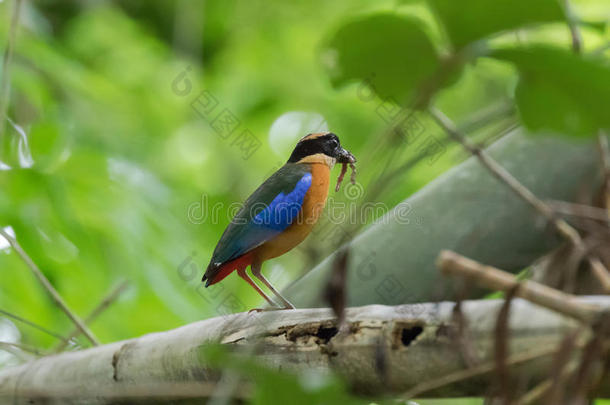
<box><xmin>252</xmin><ymin>172</ymin><xmax>312</xmax><ymax>230</ymax></box>
<box><xmin>206</xmin><ymin>166</ymin><xmax>313</xmax><ymax>273</ymax></box>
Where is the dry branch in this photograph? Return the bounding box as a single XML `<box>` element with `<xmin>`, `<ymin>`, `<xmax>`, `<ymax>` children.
<box><xmin>428</xmin><ymin>107</ymin><xmax>583</xmax><ymax>247</ymax></box>
<box><xmin>427</xmin><ymin>108</ymin><xmax>610</xmax><ymax>295</ymax></box>
<box><xmin>548</xmin><ymin>200</ymin><xmax>610</xmax><ymax>224</ymax></box>
<box><xmin>1</xmin><ymin>299</ymin><xmax>610</xmax><ymax>403</ymax></box>
<box><xmin>589</xmin><ymin>257</ymin><xmax>610</xmax><ymax>293</ymax></box>
<box><xmin>437</xmin><ymin>250</ymin><xmax>601</xmax><ymax>323</ymax></box>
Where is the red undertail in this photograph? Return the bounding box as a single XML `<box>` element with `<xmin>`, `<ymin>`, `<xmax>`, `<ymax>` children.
<box><xmin>205</xmin><ymin>252</ymin><xmax>253</xmax><ymax>286</ymax></box>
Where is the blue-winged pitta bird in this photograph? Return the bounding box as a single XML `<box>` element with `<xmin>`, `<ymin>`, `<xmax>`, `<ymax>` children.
<box><xmin>202</xmin><ymin>132</ymin><xmax>356</xmax><ymax>310</ymax></box>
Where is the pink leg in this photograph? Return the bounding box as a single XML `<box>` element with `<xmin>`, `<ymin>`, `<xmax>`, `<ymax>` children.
<box><xmin>251</xmin><ymin>262</ymin><xmax>295</xmax><ymax>309</ymax></box>
<box><xmin>237</xmin><ymin>267</ymin><xmax>276</xmax><ymax>307</ymax></box>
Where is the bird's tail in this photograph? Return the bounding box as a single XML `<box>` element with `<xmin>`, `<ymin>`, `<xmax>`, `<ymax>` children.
<box><xmin>201</xmin><ymin>262</ymin><xmax>219</xmax><ymax>287</ymax></box>
<box><xmin>202</xmin><ymin>253</ymin><xmax>253</xmax><ymax>287</ymax></box>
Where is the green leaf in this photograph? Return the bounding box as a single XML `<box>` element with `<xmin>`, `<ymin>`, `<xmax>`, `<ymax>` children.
<box><xmin>321</xmin><ymin>13</ymin><xmax>440</xmax><ymax>105</ymax></box>
<box><xmin>427</xmin><ymin>0</ymin><xmax>565</xmax><ymax>47</ymax></box>
<box><xmin>492</xmin><ymin>46</ymin><xmax>610</xmax><ymax>137</ymax></box>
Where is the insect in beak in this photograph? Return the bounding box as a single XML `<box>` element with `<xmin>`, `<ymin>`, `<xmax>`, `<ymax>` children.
<box><xmin>335</xmin><ymin>147</ymin><xmax>356</xmax><ymax>164</ymax></box>
<box><xmin>334</xmin><ymin>147</ymin><xmax>357</xmax><ymax>192</ymax></box>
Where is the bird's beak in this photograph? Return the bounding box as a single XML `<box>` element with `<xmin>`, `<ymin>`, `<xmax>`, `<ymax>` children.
<box><xmin>335</xmin><ymin>147</ymin><xmax>356</xmax><ymax>164</ymax></box>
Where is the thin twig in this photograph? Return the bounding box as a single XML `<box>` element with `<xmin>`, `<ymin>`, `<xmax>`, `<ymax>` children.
<box><xmin>493</xmin><ymin>287</ymin><xmax>517</xmax><ymax>402</ymax></box>
<box><xmin>0</xmin><ymin>0</ymin><xmax>23</xmax><ymax>138</ymax></box>
<box><xmin>54</xmin><ymin>280</ymin><xmax>129</xmax><ymax>352</ymax></box>
<box><xmin>544</xmin><ymin>330</ymin><xmax>582</xmax><ymax>404</ymax></box>
<box><xmin>0</xmin><ymin>309</ymin><xmax>70</xmax><ymax>343</ymax></box>
<box><xmin>459</xmin><ymin>102</ymin><xmax>516</xmax><ymax>135</ymax></box>
<box><xmin>589</xmin><ymin>257</ymin><xmax>610</xmax><ymax>293</ymax></box>
<box><xmin>547</xmin><ymin>200</ymin><xmax>610</xmax><ymax>223</ymax></box>
<box><xmin>566</xmin><ymin>0</ymin><xmax>610</xmax><ymax>218</ymax></box>
<box><xmin>562</xmin><ymin>0</ymin><xmax>610</xmax><ymax>293</ymax></box>
<box><xmin>567</xmin><ymin>0</ymin><xmax>610</xmax><ymax>293</ymax></box>
<box><xmin>571</xmin><ymin>0</ymin><xmax>610</xmax><ymax>214</ymax></box>
<box><xmin>403</xmin><ymin>345</ymin><xmax>559</xmax><ymax>399</ymax></box>
<box><xmin>450</xmin><ymin>281</ymin><xmax>480</xmax><ymax>368</ymax></box>
<box><xmin>437</xmin><ymin>250</ymin><xmax>600</xmax><ymax>323</ymax></box>
<box><xmin>0</xmin><ymin>341</ymin><xmax>32</xmax><ymax>362</ymax></box>
<box><xmin>518</xmin><ymin>361</ymin><xmax>579</xmax><ymax>404</ymax></box>
<box><xmin>427</xmin><ymin>108</ymin><xmax>610</xmax><ymax>294</ymax></box>
<box><xmin>597</xmin><ymin>131</ymin><xmax>610</xmax><ymax>176</ymax></box>
<box><xmin>572</xmin><ymin>319</ymin><xmax>610</xmax><ymax>400</ymax></box>
<box><xmin>596</xmin><ymin>130</ymin><xmax>610</xmax><ymax>212</ymax></box>
<box><xmin>428</xmin><ymin>107</ymin><xmax>583</xmax><ymax>248</ymax></box>
<box><xmin>0</xmin><ymin>340</ymin><xmax>46</xmax><ymax>356</ymax></box>
<box><xmin>0</xmin><ymin>228</ymin><xmax>100</xmax><ymax>345</ymax></box>
<box><xmin>563</xmin><ymin>0</ymin><xmax>583</xmax><ymax>54</ymax></box>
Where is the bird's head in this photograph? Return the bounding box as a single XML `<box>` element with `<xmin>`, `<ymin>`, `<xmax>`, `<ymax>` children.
<box><xmin>287</xmin><ymin>132</ymin><xmax>356</xmax><ymax>167</ymax></box>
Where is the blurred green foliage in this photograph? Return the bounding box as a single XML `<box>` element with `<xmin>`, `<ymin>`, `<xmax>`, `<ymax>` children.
<box><xmin>427</xmin><ymin>0</ymin><xmax>565</xmax><ymax>47</ymax></box>
<box><xmin>0</xmin><ymin>0</ymin><xmax>413</xmax><ymax>350</ymax></box>
<box><xmin>321</xmin><ymin>13</ymin><xmax>441</xmax><ymax>105</ymax></box>
<box><xmin>0</xmin><ymin>0</ymin><xmax>479</xmax><ymax>351</ymax></box>
<box><xmin>494</xmin><ymin>45</ymin><xmax>610</xmax><ymax>136</ymax></box>
<box><xmin>0</xmin><ymin>4</ymin><xmax>608</xmax><ymax>404</ymax></box>
<box><xmin>201</xmin><ymin>344</ymin><xmax>370</xmax><ymax>405</ymax></box>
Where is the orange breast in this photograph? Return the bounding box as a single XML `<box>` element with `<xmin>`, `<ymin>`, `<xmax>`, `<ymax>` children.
<box><xmin>253</xmin><ymin>163</ymin><xmax>330</xmax><ymax>263</ymax></box>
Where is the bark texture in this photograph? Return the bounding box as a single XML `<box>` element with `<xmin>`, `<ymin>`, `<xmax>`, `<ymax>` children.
<box><xmin>1</xmin><ymin>297</ymin><xmax>609</xmax><ymax>403</ymax></box>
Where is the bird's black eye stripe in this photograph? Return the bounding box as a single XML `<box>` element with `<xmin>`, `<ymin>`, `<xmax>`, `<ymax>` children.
<box><xmin>287</xmin><ymin>133</ymin><xmax>341</xmax><ymax>163</ymax></box>
<box><xmin>287</xmin><ymin>138</ymin><xmax>322</xmax><ymax>162</ymax></box>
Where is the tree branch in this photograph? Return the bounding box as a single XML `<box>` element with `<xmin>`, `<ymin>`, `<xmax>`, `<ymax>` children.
<box><xmin>427</xmin><ymin>108</ymin><xmax>610</xmax><ymax>294</ymax></box>
<box><xmin>0</xmin><ymin>309</ymin><xmax>70</xmax><ymax>344</ymax></box>
<box><xmin>1</xmin><ymin>300</ymin><xmax>609</xmax><ymax>402</ymax></box>
<box><xmin>548</xmin><ymin>200</ymin><xmax>610</xmax><ymax>223</ymax></box>
<box><xmin>0</xmin><ymin>341</ymin><xmax>45</xmax><ymax>357</ymax></box>
<box><xmin>589</xmin><ymin>256</ymin><xmax>610</xmax><ymax>293</ymax></box>
<box><xmin>436</xmin><ymin>250</ymin><xmax>601</xmax><ymax>323</ymax></box>
<box><xmin>428</xmin><ymin>107</ymin><xmax>583</xmax><ymax>247</ymax></box>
